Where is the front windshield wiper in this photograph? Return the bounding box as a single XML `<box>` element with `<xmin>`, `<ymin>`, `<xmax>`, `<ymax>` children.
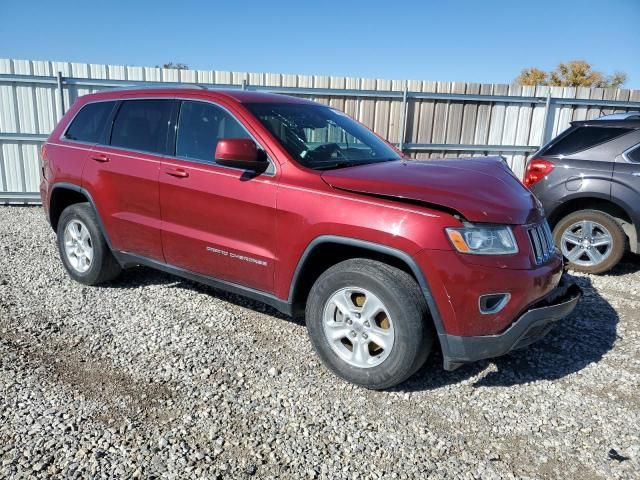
<box><xmin>312</xmin><ymin>161</ymin><xmax>356</xmax><ymax>171</ymax></box>
<box><xmin>312</xmin><ymin>158</ymin><xmax>399</xmax><ymax>171</ymax></box>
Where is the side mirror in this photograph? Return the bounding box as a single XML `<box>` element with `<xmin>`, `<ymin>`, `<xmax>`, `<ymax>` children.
<box><xmin>214</xmin><ymin>138</ymin><xmax>268</xmax><ymax>171</ymax></box>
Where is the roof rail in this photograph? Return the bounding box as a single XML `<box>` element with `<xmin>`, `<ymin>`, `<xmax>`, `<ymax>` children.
<box><xmin>597</xmin><ymin>112</ymin><xmax>640</xmax><ymax>121</ymax></box>
<box><xmin>105</xmin><ymin>83</ymin><xmax>210</xmax><ymax>92</ymax></box>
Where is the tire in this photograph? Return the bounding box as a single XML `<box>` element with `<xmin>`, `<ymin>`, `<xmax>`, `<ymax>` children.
<box><xmin>57</xmin><ymin>202</ymin><xmax>122</xmax><ymax>285</ymax></box>
<box><xmin>553</xmin><ymin>209</ymin><xmax>626</xmax><ymax>274</ymax></box>
<box><xmin>305</xmin><ymin>258</ymin><xmax>433</xmax><ymax>390</ymax></box>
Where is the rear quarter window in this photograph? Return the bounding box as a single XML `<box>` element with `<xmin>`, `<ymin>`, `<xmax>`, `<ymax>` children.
<box><xmin>625</xmin><ymin>144</ymin><xmax>640</xmax><ymax>162</ymax></box>
<box><xmin>64</xmin><ymin>101</ymin><xmax>116</xmax><ymax>143</ymax></box>
<box><xmin>544</xmin><ymin>126</ymin><xmax>632</xmax><ymax>156</ymax></box>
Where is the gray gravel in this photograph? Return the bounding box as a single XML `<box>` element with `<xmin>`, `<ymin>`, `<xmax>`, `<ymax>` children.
<box><xmin>1</xmin><ymin>206</ymin><xmax>639</xmax><ymax>479</ymax></box>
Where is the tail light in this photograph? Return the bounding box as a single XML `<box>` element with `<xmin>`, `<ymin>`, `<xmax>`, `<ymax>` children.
<box><xmin>40</xmin><ymin>144</ymin><xmax>48</xmax><ymax>179</ymax></box>
<box><xmin>523</xmin><ymin>158</ymin><xmax>554</xmax><ymax>188</ymax></box>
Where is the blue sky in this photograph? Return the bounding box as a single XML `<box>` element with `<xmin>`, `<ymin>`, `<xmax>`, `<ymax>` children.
<box><xmin>2</xmin><ymin>0</ymin><xmax>639</xmax><ymax>87</ymax></box>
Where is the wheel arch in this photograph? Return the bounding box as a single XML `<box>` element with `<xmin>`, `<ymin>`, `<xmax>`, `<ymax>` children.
<box><xmin>287</xmin><ymin>236</ymin><xmax>447</xmax><ymax>340</ymax></box>
<box><xmin>49</xmin><ymin>183</ymin><xmax>114</xmax><ymax>249</ymax></box>
<box><xmin>547</xmin><ymin>195</ymin><xmax>637</xmax><ymax>253</ymax></box>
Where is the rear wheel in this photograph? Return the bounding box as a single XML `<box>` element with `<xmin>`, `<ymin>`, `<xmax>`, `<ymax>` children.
<box><xmin>553</xmin><ymin>209</ymin><xmax>626</xmax><ymax>274</ymax></box>
<box><xmin>57</xmin><ymin>203</ymin><xmax>122</xmax><ymax>285</ymax></box>
<box><xmin>305</xmin><ymin>258</ymin><xmax>433</xmax><ymax>390</ymax></box>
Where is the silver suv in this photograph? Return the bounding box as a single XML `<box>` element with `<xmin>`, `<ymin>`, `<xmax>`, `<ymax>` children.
<box><xmin>524</xmin><ymin>112</ymin><xmax>640</xmax><ymax>274</ymax></box>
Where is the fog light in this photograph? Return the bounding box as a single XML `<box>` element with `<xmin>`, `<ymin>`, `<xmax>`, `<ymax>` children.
<box><xmin>478</xmin><ymin>293</ymin><xmax>511</xmax><ymax>315</ymax></box>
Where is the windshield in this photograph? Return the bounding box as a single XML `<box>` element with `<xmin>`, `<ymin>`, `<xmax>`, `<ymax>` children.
<box><xmin>245</xmin><ymin>103</ymin><xmax>402</xmax><ymax>170</ymax></box>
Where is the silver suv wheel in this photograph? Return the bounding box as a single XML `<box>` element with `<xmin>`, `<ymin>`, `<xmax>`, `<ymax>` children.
<box><xmin>560</xmin><ymin>220</ymin><xmax>613</xmax><ymax>268</ymax></box>
<box><xmin>322</xmin><ymin>287</ymin><xmax>395</xmax><ymax>369</ymax></box>
<box><xmin>63</xmin><ymin>219</ymin><xmax>94</xmax><ymax>273</ymax></box>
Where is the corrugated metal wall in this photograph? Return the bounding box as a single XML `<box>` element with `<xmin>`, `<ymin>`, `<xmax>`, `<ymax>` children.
<box><xmin>1</xmin><ymin>58</ymin><xmax>640</xmax><ymax>202</ymax></box>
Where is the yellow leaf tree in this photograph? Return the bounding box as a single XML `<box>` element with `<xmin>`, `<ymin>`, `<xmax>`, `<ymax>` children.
<box><xmin>516</xmin><ymin>61</ymin><xmax>626</xmax><ymax>88</ymax></box>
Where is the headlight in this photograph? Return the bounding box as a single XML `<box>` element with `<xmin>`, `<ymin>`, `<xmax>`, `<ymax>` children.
<box><xmin>445</xmin><ymin>225</ymin><xmax>518</xmax><ymax>255</ymax></box>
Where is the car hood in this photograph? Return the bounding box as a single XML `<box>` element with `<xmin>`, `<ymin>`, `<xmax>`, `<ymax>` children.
<box><xmin>320</xmin><ymin>157</ymin><xmax>542</xmax><ymax>224</ymax></box>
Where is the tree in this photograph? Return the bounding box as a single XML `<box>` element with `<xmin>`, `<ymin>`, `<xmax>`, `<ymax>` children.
<box><xmin>156</xmin><ymin>62</ymin><xmax>189</xmax><ymax>70</ymax></box>
<box><xmin>516</xmin><ymin>67</ymin><xmax>548</xmax><ymax>86</ymax></box>
<box><xmin>516</xmin><ymin>60</ymin><xmax>626</xmax><ymax>88</ymax></box>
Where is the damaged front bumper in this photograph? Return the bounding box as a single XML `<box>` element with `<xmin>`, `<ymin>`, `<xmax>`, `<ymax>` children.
<box><xmin>441</xmin><ymin>275</ymin><xmax>582</xmax><ymax>370</ymax></box>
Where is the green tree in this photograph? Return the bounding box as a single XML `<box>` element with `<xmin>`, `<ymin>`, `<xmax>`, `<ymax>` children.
<box><xmin>516</xmin><ymin>60</ymin><xmax>626</xmax><ymax>88</ymax></box>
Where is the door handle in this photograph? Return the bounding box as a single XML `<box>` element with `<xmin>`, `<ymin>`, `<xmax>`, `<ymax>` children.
<box><xmin>90</xmin><ymin>154</ymin><xmax>110</xmax><ymax>163</ymax></box>
<box><xmin>632</xmin><ymin>172</ymin><xmax>640</xmax><ymax>177</ymax></box>
<box><xmin>165</xmin><ymin>168</ymin><xmax>189</xmax><ymax>178</ymax></box>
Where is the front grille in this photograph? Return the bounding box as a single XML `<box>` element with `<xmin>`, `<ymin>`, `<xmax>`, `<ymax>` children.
<box><xmin>528</xmin><ymin>221</ymin><xmax>555</xmax><ymax>264</ymax></box>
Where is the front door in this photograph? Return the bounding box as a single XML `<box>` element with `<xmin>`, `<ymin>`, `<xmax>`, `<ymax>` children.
<box><xmin>159</xmin><ymin>100</ymin><xmax>278</xmax><ymax>293</ymax></box>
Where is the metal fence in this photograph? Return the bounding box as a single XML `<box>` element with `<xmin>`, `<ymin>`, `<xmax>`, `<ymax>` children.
<box><xmin>2</xmin><ymin>58</ymin><xmax>640</xmax><ymax>203</ymax></box>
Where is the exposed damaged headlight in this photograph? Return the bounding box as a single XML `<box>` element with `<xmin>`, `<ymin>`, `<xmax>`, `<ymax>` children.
<box><xmin>445</xmin><ymin>225</ymin><xmax>518</xmax><ymax>255</ymax></box>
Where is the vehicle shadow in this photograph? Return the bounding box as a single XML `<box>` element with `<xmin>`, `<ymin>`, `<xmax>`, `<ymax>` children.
<box><xmin>600</xmin><ymin>253</ymin><xmax>640</xmax><ymax>276</ymax></box>
<box><xmin>104</xmin><ymin>266</ymin><xmax>295</xmax><ymax>323</ymax></box>
<box><xmin>397</xmin><ymin>274</ymin><xmax>619</xmax><ymax>391</ymax></box>
<box><xmin>107</xmin><ymin>268</ymin><xmax>617</xmax><ymax>390</ymax></box>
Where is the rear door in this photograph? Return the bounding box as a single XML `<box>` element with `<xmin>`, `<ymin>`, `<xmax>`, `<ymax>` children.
<box><xmin>159</xmin><ymin>99</ymin><xmax>278</xmax><ymax>293</ymax></box>
<box><xmin>613</xmin><ymin>137</ymin><xmax>640</xmax><ymax>209</ymax></box>
<box><xmin>54</xmin><ymin>100</ymin><xmax>117</xmax><ymax>190</ymax></box>
<box><xmin>82</xmin><ymin>98</ymin><xmax>176</xmax><ymax>261</ymax></box>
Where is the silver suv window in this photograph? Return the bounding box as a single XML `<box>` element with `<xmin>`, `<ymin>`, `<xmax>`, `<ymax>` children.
<box><xmin>544</xmin><ymin>126</ymin><xmax>632</xmax><ymax>156</ymax></box>
<box><xmin>624</xmin><ymin>144</ymin><xmax>640</xmax><ymax>163</ymax></box>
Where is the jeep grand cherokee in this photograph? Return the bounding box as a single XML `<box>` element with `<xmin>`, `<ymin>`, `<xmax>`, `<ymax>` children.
<box><xmin>40</xmin><ymin>88</ymin><xmax>580</xmax><ymax>389</ymax></box>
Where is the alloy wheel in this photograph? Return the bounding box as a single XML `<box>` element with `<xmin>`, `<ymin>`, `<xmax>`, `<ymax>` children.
<box><xmin>63</xmin><ymin>219</ymin><xmax>94</xmax><ymax>273</ymax></box>
<box><xmin>322</xmin><ymin>287</ymin><xmax>395</xmax><ymax>368</ymax></box>
<box><xmin>560</xmin><ymin>220</ymin><xmax>613</xmax><ymax>268</ymax></box>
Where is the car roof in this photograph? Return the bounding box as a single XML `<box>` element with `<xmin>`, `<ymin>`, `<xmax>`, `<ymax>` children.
<box><xmin>569</xmin><ymin>111</ymin><xmax>640</xmax><ymax>128</ymax></box>
<box><xmin>596</xmin><ymin>112</ymin><xmax>640</xmax><ymax>121</ymax></box>
<box><xmin>77</xmin><ymin>86</ymin><xmax>320</xmax><ymax>106</ymax></box>
<box><xmin>570</xmin><ymin>118</ymin><xmax>640</xmax><ymax>128</ymax></box>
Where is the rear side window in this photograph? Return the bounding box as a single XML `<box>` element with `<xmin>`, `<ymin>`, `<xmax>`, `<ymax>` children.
<box><xmin>544</xmin><ymin>126</ymin><xmax>632</xmax><ymax>156</ymax></box>
<box><xmin>64</xmin><ymin>101</ymin><xmax>115</xmax><ymax>143</ymax></box>
<box><xmin>176</xmin><ymin>100</ymin><xmax>250</xmax><ymax>162</ymax></box>
<box><xmin>110</xmin><ymin>100</ymin><xmax>174</xmax><ymax>154</ymax></box>
<box><xmin>626</xmin><ymin>145</ymin><xmax>640</xmax><ymax>162</ymax></box>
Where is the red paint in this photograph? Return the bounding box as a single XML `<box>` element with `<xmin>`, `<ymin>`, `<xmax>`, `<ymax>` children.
<box><xmin>322</xmin><ymin>157</ymin><xmax>542</xmax><ymax>225</ymax></box>
<box><xmin>215</xmin><ymin>138</ymin><xmax>258</xmax><ymax>162</ymax></box>
<box><xmin>415</xmin><ymin>249</ymin><xmax>563</xmax><ymax>336</ymax></box>
<box><xmin>41</xmin><ymin>87</ymin><xmax>563</xmax><ymax>338</ymax></box>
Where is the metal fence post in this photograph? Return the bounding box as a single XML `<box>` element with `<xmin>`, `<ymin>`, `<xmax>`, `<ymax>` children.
<box><xmin>541</xmin><ymin>91</ymin><xmax>553</xmax><ymax>146</ymax></box>
<box><xmin>56</xmin><ymin>71</ymin><xmax>65</xmax><ymax>120</ymax></box>
<box><xmin>398</xmin><ymin>82</ymin><xmax>408</xmax><ymax>151</ymax></box>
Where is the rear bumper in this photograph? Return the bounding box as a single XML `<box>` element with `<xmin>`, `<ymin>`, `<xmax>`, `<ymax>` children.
<box><xmin>440</xmin><ymin>275</ymin><xmax>581</xmax><ymax>370</ymax></box>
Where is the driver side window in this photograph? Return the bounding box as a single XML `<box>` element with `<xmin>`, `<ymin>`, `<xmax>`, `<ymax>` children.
<box><xmin>176</xmin><ymin>101</ymin><xmax>250</xmax><ymax>163</ymax></box>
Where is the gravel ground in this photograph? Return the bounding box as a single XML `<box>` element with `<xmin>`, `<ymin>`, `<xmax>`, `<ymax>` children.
<box><xmin>1</xmin><ymin>206</ymin><xmax>639</xmax><ymax>479</ymax></box>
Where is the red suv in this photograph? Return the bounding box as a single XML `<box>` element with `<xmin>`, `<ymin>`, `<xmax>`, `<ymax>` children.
<box><xmin>40</xmin><ymin>87</ymin><xmax>580</xmax><ymax>389</ymax></box>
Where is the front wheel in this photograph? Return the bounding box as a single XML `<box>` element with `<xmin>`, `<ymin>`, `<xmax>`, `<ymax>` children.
<box><xmin>553</xmin><ymin>209</ymin><xmax>626</xmax><ymax>274</ymax></box>
<box><xmin>305</xmin><ymin>259</ymin><xmax>433</xmax><ymax>390</ymax></box>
